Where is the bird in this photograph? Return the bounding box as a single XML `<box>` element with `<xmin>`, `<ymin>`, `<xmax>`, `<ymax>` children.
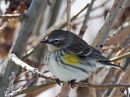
<box><xmin>41</xmin><ymin>30</ymin><xmax>125</xmax><ymax>84</ymax></box>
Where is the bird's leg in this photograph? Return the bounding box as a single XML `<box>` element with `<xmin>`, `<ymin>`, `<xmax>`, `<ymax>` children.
<box><xmin>68</xmin><ymin>79</ymin><xmax>76</xmax><ymax>88</ymax></box>
<box><xmin>56</xmin><ymin>78</ymin><xmax>61</xmax><ymax>86</ymax></box>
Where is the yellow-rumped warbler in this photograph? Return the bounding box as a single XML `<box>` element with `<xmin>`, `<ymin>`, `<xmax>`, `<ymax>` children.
<box><xmin>42</xmin><ymin>30</ymin><xmax>124</xmax><ymax>82</ymax></box>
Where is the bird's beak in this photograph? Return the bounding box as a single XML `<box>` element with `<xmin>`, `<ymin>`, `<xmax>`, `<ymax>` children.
<box><xmin>41</xmin><ymin>39</ymin><xmax>50</xmax><ymax>44</ymax></box>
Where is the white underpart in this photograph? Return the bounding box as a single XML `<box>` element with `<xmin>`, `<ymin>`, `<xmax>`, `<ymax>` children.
<box><xmin>47</xmin><ymin>53</ymin><xmax>90</xmax><ymax>82</ymax></box>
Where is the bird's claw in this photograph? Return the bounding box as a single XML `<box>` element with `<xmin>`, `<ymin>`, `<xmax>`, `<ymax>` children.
<box><xmin>56</xmin><ymin>79</ymin><xmax>61</xmax><ymax>86</ymax></box>
<box><xmin>68</xmin><ymin>79</ymin><xmax>76</xmax><ymax>88</ymax></box>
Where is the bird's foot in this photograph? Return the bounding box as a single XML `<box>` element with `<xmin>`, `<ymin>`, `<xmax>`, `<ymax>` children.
<box><xmin>68</xmin><ymin>79</ymin><xmax>76</xmax><ymax>88</ymax></box>
<box><xmin>56</xmin><ymin>79</ymin><xmax>61</xmax><ymax>86</ymax></box>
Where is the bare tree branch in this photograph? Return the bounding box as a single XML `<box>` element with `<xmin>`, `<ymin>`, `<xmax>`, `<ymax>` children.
<box><xmin>110</xmin><ymin>52</ymin><xmax>130</xmax><ymax>62</ymax></box>
<box><xmin>79</xmin><ymin>0</ymin><xmax>95</xmax><ymax>37</ymax></box>
<box><xmin>9</xmin><ymin>54</ymin><xmax>130</xmax><ymax>90</ymax></box>
<box><xmin>93</xmin><ymin>0</ymin><xmax>129</xmax><ymax>49</ymax></box>
<box><xmin>0</xmin><ymin>0</ymin><xmax>45</xmax><ymax>96</ymax></box>
<box><xmin>0</xmin><ymin>14</ymin><xmax>24</xmax><ymax>19</ymax></box>
<box><xmin>67</xmin><ymin>0</ymin><xmax>71</xmax><ymax>30</ymax></box>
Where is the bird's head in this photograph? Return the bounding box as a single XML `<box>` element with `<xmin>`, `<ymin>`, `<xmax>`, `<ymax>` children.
<box><xmin>41</xmin><ymin>30</ymin><xmax>73</xmax><ymax>52</ymax></box>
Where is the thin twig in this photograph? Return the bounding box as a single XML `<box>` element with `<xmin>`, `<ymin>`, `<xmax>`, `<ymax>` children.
<box><xmin>72</xmin><ymin>4</ymin><xmax>89</xmax><ymax>20</ymax></box>
<box><xmin>92</xmin><ymin>0</ymin><xmax>110</xmax><ymax>11</ymax></box>
<box><xmin>0</xmin><ymin>19</ymin><xmax>13</xmax><ymax>32</ymax></box>
<box><xmin>110</xmin><ymin>52</ymin><xmax>130</xmax><ymax>62</ymax></box>
<box><xmin>79</xmin><ymin>0</ymin><xmax>95</xmax><ymax>37</ymax></box>
<box><xmin>0</xmin><ymin>14</ymin><xmax>23</xmax><ymax>19</ymax></box>
<box><xmin>0</xmin><ymin>21</ymin><xmax>9</xmax><ymax>32</ymax></box>
<box><xmin>22</xmin><ymin>48</ymin><xmax>35</xmax><ymax>58</ymax></box>
<box><xmin>67</xmin><ymin>0</ymin><xmax>71</xmax><ymax>30</ymax></box>
<box><xmin>59</xmin><ymin>3</ymin><xmax>89</xmax><ymax>29</ymax></box>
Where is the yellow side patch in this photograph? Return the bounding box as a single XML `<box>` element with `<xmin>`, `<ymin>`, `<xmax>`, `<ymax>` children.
<box><xmin>63</xmin><ymin>53</ymin><xmax>80</xmax><ymax>65</ymax></box>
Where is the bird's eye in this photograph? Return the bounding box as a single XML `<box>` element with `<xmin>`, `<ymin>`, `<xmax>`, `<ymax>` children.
<box><xmin>53</xmin><ymin>39</ymin><xmax>60</xmax><ymax>45</ymax></box>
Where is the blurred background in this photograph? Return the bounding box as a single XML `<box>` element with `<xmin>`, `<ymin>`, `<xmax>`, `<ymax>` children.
<box><xmin>0</xmin><ymin>0</ymin><xmax>130</xmax><ymax>97</ymax></box>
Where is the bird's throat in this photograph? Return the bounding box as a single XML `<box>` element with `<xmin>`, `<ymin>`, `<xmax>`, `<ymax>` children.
<box><xmin>47</xmin><ymin>44</ymin><xmax>59</xmax><ymax>52</ymax></box>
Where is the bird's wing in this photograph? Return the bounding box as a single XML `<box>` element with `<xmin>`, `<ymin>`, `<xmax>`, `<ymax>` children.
<box><xmin>66</xmin><ymin>44</ymin><xmax>125</xmax><ymax>70</ymax></box>
<box><xmin>65</xmin><ymin>40</ymin><xmax>107</xmax><ymax>61</ymax></box>
<box><xmin>87</xmin><ymin>46</ymin><xmax>109</xmax><ymax>62</ymax></box>
<box><xmin>79</xmin><ymin>46</ymin><xmax>125</xmax><ymax>70</ymax></box>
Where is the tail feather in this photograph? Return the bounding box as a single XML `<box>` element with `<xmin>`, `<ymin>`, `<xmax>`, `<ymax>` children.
<box><xmin>99</xmin><ymin>60</ymin><xmax>126</xmax><ymax>70</ymax></box>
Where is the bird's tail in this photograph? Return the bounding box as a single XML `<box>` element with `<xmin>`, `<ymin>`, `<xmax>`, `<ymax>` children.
<box><xmin>99</xmin><ymin>60</ymin><xmax>126</xmax><ymax>70</ymax></box>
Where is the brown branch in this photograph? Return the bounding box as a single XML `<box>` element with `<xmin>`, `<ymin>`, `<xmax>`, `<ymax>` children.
<box><xmin>0</xmin><ymin>21</ymin><xmax>9</xmax><ymax>32</ymax></box>
<box><xmin>110</xmin><ymin>52</ymin><xmax>130</xmax><ymax>62</ymax></box>
<box><xmin>92</xmin><ymin>0</ymin><xmax>110</xmax><ymax>11</ymax></box>
<box><xmin>0</xmin><ymin>14</ymin><xmax>24</xmax><ymax>19</ymax></box>
<box><xmin>59</xmin><ymin>3</ymin><xmax>89</xmax><ymax>29</ymax></box>
<box><xmin>67</xmin><ymin>0</ymin><xmax>71</xmax><ymax>30</ymax></box>
<box><xmin>79</xmin><ymin>0</ymin><xmax>95</xmax><ymax>37</ymax></box>
<box><xmin>0</xmin><ymin>0</ymin><xmax>45</xmax><ymax>96</ymax></box>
